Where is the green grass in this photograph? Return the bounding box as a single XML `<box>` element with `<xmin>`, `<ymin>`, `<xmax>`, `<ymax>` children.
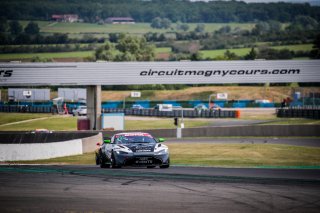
<box><xmin>0</xmin><ymin>115</ymin><xmax>77</xmax><ymax>131</ymax></box>
<box><xmin>0</xmin><ymin>113</ymin><xmax>318</xmax><ymax>131</ymax></box>
<box><xmin>200</xmin><ymin>44</ymin><xmax>314</xmax><ymax>59</ymax></box>
<box><xmin>19</xmin><ymin>21</ymin><xmax>256</xmax><ymax>34</ymax></box>
<box><xmin>0</xmin><ymin>48</ymin><xmax>169</xmax><ymax>60</ymax></box>
<box><xmin>200</xmin><ymin>48</ymin><xmax>252</xmax><ymax>58</ymax></box>
<box><xmin>0</xmin><ymin>113</ymin><xmax>53</xmax><ymax>126</ymax></box>
<box><xmin>125</xmin><ymin>119</ymin><xmax>210</xmax><ymax>130</ymax></box>
<box><xmin>0</xmin><ymin>51</ymin><xmax>94</xmax><ymax>60</ymax></box>
<box><xmin>155</xmin><ymin>47</ymin><xmax>172</xmax><ymax>54</ymax></box>
<box><xmin>168</xmin><ymin>143</ymin><xmax>320</xmax><ymax>167</ymax></box>
<box><xmin>0</xmin><ymin>114</ymin><xmax>210</xmax><ymax>131</ymax></box>
<box><xmin>10</xmin><ymin>143</ymin><xmax>320</xmax><ymax>168</ymax></box>
<box><xmin>272</xmin><ymin>44</ymin><xmax>314</xmax><ymax>52</ymax></box>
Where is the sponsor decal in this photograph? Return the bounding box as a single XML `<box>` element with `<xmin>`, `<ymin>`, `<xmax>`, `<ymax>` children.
<box><xmin>140</xmin><ymin>69</ymin><xmax>300</xmax><ymax>77</ymax></box>
<box><xmin>117</xmin><ymin>133</ymin><xmax>153</xmax><ymax>138</ymax></box>
<box><xmin>0</xmin><ymin>70</ymin><xmax>13</xmax><ymax>82</ymax></box>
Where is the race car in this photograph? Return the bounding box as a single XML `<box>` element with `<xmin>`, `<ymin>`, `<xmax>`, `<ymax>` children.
<box><xmin>95</xmin><ymin>132</ymin><xmax>170</xmax><ymax>169</ymax></box>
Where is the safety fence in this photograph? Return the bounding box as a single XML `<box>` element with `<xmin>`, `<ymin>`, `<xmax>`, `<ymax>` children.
<box><xmin>276</xmin><ymin>107</ymin><xmax>320</xmax><ymax>119</ymax></box>
<box><xmin>0</xmin><ymin>105</ymin><xmax>52</xmax><ymax>113</ymax></box>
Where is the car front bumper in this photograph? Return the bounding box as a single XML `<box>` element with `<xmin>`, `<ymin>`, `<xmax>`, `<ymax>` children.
<box><xmin>114</xmin><ymin>152</ymin><xmax>169</xmax><ymax>167</ymax></box>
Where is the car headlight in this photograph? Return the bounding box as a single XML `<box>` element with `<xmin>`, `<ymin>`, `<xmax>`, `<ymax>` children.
<box><xmin>155</xmin><ymin>149</ymin><xmax>168</xmax><ymax>155</ymax></box>
<box><xmin>116</xmin><ymin>150</ymin><xmax>129</xmax><ymax>155</ymax></box>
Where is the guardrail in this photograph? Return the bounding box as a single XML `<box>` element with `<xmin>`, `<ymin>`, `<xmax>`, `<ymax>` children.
<box><xmin>277</xmin><ymin>107</ymin><xmax>320</xmax><ymax>119</ymax></box>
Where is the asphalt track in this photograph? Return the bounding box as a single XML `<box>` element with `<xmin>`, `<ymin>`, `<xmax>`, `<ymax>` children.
<box><xmin>1</xmin><ymin>137</ymin><xmax>320</xmax><ymax>213</ymax></box>
<box><xmin>0</xmin><ymin>165</ymin><xmax>320</xmax><ymax>213</ymax></box>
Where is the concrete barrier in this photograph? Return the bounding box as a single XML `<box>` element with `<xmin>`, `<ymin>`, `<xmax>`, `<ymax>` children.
<box><xmin>0</xmin><ymin>132</ymin><xmax>103</xmax><ymax>161</ymax></box>
<box><xmin>0</xmin><ymin>139</ymin><xmax>83</xmax><ymax>161</ymax></box>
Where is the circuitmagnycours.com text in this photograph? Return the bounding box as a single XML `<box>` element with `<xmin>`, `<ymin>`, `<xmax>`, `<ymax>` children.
<box><xmin>140</xmin><ymin>69</ymin><xmax>300</xmax><ymax>77</ymax></box>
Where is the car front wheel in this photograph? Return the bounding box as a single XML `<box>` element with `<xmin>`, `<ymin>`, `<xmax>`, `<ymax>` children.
<box><xmin>111</xmin><ymin>152</ymin><xmax>121</xmax><ymax>168</ymax></box>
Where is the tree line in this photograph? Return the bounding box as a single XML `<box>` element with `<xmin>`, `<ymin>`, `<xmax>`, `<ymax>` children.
<box><xmin>1</xmin><ymin>0</ymin><xmax>320</xmax><ymax>23</ymax></box>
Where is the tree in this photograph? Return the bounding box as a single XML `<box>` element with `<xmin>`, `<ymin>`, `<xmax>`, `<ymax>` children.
<box><xmin>251</xmin><ymin>22</ymin><xmax>270</xmax><ymax>36</ymax></box>
<box><xmin>161</xmin><ymin>18</ymin><xmax>171</xmax><ymax>29</ymax></box>
<box><xmin>224</xmin><ymin>50</ymin><xmax>239</xmax><ymax>60</ymax></box>
<box><xmin>95</xmin><ymin>34</ymin><xmax>155</xmax><ymax>61</ymax></box>
<box><xmin>177</xmin><ymin>23</ymin><xmax>189</xmax><ymax>32</ymax></box>
<box><xmin>0</xmin><ymin>17</ymin><xmax>8</xmax><ymax>32</ymax></box>
<box><xmin>24</xmin><ymin>22</ymin><xmax>39</xmax><ymax>35</ymax></box>
<box><xmin>287</xmin><ymin>16</ymin><xmax>319</xmax><ymax>31</ymax></box>
<box><xmin>151</xmin><ymin>17</ymin><xmax>162</xmax><ymax>29</ymax></box>
<box><xmin>310</xmin><ymin>34</ymin><xmax>320</xmax><ymax>59</ymax></box>
<box><xmin>216</xmin><ymin>25</ymin><xmax>231</xmax><ymax>34</ymax></box>
<box><xmin>195</xmin><ymin>24</ymin><xmax>205</xmax><ymax>33</ymax></box>
<box><xmin>9</xmin><ymin>20</ymin><xmax>22</xmax><ymax>35</ymax></box>
<box><xmin>95</xmin><ymin>41</ymin><xmax>115</xmax><ymax>61</ymax></box>
<box><xmin>244</xmin><ymin>47</ymin><xmax>257</xmax><ymax>60</ymax></box>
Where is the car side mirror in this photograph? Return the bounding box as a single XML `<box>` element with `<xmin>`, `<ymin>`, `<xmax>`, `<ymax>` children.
<box><xmin>158</xmin><ymin>138</ymin><xmax>165</xmax><ymax>143</ymax></box>
<box><xmin>104</xmin><ymin>139</ymin><xmax>111</xmax><ymax>143</ymax></box>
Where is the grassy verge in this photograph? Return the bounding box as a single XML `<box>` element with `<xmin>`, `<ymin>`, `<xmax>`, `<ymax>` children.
<box><xmin>200</xmin><ymin>43</ymin><xmax>313</xmax><ymax>59</ymax></box>
<box><xmin>21</xmin><ymin>21</ymin><xmax>255</xmax><ymax>34</ymax></box>
<box><xmin>0</xmin><ymin>51</ymin><xmax>94</xmax><ymax>60</ymax></box>
<box><xmin>125</xmin><ymin>119</ymin><xmax>210</xmax><ymax>130</ymax></box>
<box><xmin>0</xmin><ymin>112</ymin><xmax>318</xmax><ymax>131</ymax></box>
<box><xmin>0</xmin><ymin>113</ymin><xmax>53</xmax><ymax>126</ymax></box>
<box><xmin>0</xmin><ymin>115</ymin><xmax>77</xmax><ymax>131</ymax></box>
<box><xmin>0</xmin><ymin>114</ymin><xmax>210</xmax><ymax>131</ymax></box>
<box><xmin>9</xmin><ymin>143</ymin><xmax>320</xmax><ymax>168</ymax></box>
<box><xmin>168</xmin><ymin>143</ymin><xmax>320</xmax><ymax>167</ymax></box>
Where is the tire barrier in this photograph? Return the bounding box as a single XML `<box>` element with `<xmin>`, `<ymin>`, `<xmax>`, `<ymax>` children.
<box><xmin>0</xmin><ymin>105</ymin><xmax>52</xmax><ymax>113</ymax></box>
<box><xmin>0</xmin><ymin>106</ymin><xmax>237</xmax><ymax>118</ymax></box>
<box><xmin>276</xmin><ymin>107</ymin><xmax>320</xmax><ymax>119</ymax></box>
<box><xmin>101</xmin><ymin>108</ymin><xmax>236</xmax><ymax>118</ymax></box>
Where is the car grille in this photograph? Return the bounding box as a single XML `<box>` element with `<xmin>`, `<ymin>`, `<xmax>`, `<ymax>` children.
<box><xmin>124</xmin><ymin>156</ymin><xmax>162</xmax><ymax>166</ymax></box>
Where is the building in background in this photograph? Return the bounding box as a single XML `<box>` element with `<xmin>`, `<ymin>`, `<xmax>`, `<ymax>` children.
<box><xmin>52</xmin><ymin>14</ymin><xmax>79</xmax><ymax>22</ymax></box>
<box><xmin>58</xmin><ymin>88</ymin><xmax>86</xmax><ymax>102</ymax></box>
<box><xmin>8</xmin><ymin>88</ymin><xmax>50</xmax><ymax>101</ymax></box>
<box><xmin>105</xmin><ymin>17</ymin><xmax>135</xmax><ymax>24</ymax></box>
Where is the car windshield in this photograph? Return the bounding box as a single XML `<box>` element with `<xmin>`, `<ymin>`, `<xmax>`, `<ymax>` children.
<box><xmin>114</xmin><ymin>135</ymin><xmax>156</xmax><ymax>144</ymax></box>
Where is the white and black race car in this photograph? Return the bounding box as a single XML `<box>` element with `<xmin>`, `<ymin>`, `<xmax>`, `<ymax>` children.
<box><xmin>96</xmin><ymin>132</ymin><xmax>170</xmax><ymax>168</ymax></box>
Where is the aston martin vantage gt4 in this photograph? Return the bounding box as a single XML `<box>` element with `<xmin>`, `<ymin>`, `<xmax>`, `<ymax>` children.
<box><xmin>96</xmin><ymin>132</ymin><xmax>170</xmax><ymax>168</ymax></box>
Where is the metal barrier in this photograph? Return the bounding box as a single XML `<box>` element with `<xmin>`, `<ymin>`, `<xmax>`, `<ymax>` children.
<box><xmin>276</xmin><ymin>107</ymin><xmax>320</xmax><ymax>119</ymax></box>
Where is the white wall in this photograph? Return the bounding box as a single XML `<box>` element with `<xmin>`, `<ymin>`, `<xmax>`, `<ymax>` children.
<box><xmin>0</xmin><ymin>139</ymin><xmax>83</xmax><ymax>161</ymax></box>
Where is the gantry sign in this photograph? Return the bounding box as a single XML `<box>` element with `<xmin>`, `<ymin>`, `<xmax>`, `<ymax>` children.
<box><xmin>1</xmin><ymin>60</ymin><xmax>320</xmax><ymax>129</ymax></box>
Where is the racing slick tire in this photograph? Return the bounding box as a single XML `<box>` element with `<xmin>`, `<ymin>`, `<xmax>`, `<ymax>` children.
<box><xmin>160</xmin><ymin>158</ymin><xmax>170</xmax><ymax>169</ymax></box>
<box><xmin>95</xmin><ymin>154</ymin><xmax>99</xmax><ymax>165</ymax></box>
<box><xmin>99</xmin><ymin>155</ymin><xmax>110</xmax><ymax>168</ymax></box>
<box><xmin>111</xmin><ymin>152</ymin><xmax>121</xmax><ymax>168</ymax></box>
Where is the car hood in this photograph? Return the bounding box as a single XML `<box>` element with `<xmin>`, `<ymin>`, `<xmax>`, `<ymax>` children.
<box><xmin>122</xmin><ymin>143</ymin><xmax>156</xmax><ymax>153</ymax></box>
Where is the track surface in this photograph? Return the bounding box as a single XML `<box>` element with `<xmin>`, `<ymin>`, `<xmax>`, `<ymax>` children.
<box><xmin>0</xmin><ymin>165</ymin><xmax>320</xmax><ymax>213</ymax></box>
